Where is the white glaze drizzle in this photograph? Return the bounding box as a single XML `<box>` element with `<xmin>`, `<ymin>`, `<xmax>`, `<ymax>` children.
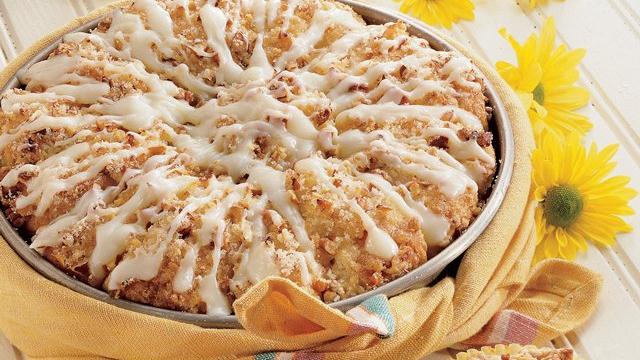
<box><xmin>399</xmin><ymin>185</ymin><xmax>450</xmax><ymax>247</ymax></box>
<box><xmin>295</xmin><ymin>157</ymin><xmax>398</xmax><ymax>259</ymax></box>
<box><xmin>336</xmin><ymin>129</ymin><xmax>477</xmax><ymax>196</ymax></box>
<box><xmin>369</xmin><ymin>137</ymin><xmax>477</xmax><ymax>197</ymax></box>
<box><xmin>31</xmin><ymin>184</ymin><xmax>119</xmax><ymax>249</ymax></box>
<box><xmin>107</xmin><ymin>241</ymin><xmax>168</xmax><ymax>290</ymax></box>
<box><xmin>93</xmin><ymin>6</ymin><xmax>218</xmax><ymax>96</ymax></box>
<box><xmin>89</xmin><ymin>153</ymin><xmax>197</xmax><ymax>281</ymax></box>
<box><xmin>335</xmin><ymin>103</ymin><xmax>483</xmax><ymax>131</ymax></box>
<box><xmin>354</xmin><ymin>170</ymin><xmax>449</xmax><ymax>246</ymax></box>
<box><xmin>173</xmin><ymin>245</ymin><xmax>197</xmax><ymax>293</ymax></box>
<box><xmin>197</xmin><ymin>184</ymin><xmax>247</xmax><ymax>315</ymax></box>
<box><xmin>17</xmin><ymin>143</ymin><xmax>144</xmax><ymax>217</ymax></box>
<box><xmin>169</xmin><ymin>175</ymin><xmax>237</xmax><ymax>294</ymax></box>
<box><xmin>229</xmin><ymin>195</ymin><xmax>279</xmax><ymax>289</ymax></box>
<box><xmin>276</xmin><ymin>6</ymin><xmax>363</xmax><ymax>69</ymax></box>
<box><xmin>0</xmin><ymin>91</ymin><xmax>73</xmax><ymax>111</ymax></box>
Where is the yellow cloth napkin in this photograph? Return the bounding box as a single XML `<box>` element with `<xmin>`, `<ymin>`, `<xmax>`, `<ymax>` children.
<box><xmin>0</xmin><ymin>2</ymin><xmax>603</xmax><ymax>359</ymax></box>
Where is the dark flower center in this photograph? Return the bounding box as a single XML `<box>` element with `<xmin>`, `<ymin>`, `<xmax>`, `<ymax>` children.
<box><xmin>533</xmin><ymin>83</ymin><xmax>545</xmax><ymax>105</ymax></box>
<box><xmin>543</xmin><ymin>185</ymin><xmax>583</xmax><ymax>228</ymax></box>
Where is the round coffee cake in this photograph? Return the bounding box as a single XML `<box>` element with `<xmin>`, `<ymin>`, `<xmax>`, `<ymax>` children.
<box><xmin>0</xmin><ymin>0</ymin><xmax>495</xmax><ymax>315</ymax></box>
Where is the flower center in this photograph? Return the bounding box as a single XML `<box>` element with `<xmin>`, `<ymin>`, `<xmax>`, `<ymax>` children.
<box><xmin>543</xmin><ymin>185</ymin><xmax>583</xmax><ymax>228</ymax></box>
<box><xmin>533</xmin><ymin>83</ymin><xmax>545</xmax><ymax>105</ymax></box>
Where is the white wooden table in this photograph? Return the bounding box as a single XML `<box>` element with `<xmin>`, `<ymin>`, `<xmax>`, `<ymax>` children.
<box><xmin>0</xmin><ymin>0</ymin><xmax>638</xmax><ymax>359</ymax></box>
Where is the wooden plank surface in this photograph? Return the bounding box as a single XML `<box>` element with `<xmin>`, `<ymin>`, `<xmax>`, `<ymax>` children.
<box><xmin>0</xmin><ymin>0</ymin><xmax>639</xmax><ymax>359</ymax></box>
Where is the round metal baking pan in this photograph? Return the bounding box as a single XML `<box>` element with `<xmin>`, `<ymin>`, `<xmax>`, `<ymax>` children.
<box><xmin>0</xmin><ymin>0</ymin><xmax>514</xmax><ymax>328</ymax></box>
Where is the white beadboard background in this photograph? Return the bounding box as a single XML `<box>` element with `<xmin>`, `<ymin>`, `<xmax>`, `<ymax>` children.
<box><xmin>0</xmin><ymin>0</ymin><xmax>639</xmax><ymax>359</ymax></box>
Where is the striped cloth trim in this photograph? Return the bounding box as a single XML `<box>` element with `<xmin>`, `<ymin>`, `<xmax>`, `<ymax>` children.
<box><xmin>464</xmin><ymin>309</ymin><xmax>540</xmax><ymax>346</ymax></box>
<box><xmin>255</xmin><ymin>294</ymin><xmax>394</xmax><ymax>359</ymax></box>
<box><xmin>346</xmin><ymin>294</ymin><xmax>394</xmax><ymax>337</ymax></box>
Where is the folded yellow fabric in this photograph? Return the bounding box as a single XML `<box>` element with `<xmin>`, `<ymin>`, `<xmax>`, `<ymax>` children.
<box><xmin>0</xmin><ymin>2</ymin><xmax>603</xmax><ymax>359</ymax></box>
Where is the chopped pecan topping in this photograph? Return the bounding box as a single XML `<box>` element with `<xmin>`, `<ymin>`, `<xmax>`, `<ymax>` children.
<box><xmin>320</xmin><ymin>238</ymin><xmax>337</xmax><ymax>256</ymax></box>
<box><xmin>230</xmin><ymin>31</ymin><xmax>250</xmax><ymax>65</ymax></box>
<box><xmin>311</xmin><ymin>107</ymin><xmax>331</xmax><ymax>126</ymax></box>
<box><xmin>348</xmin><ymin>83</ymin><xmax>369</xmax><ymax>92</ymax></box>
<box><xmin>398</xmin><ymin>64</ymin><xmax>407</xmax><ymax>78</ymax></box>
<box><xmin>457</xmin><ymin>128</ymin><xmax>473</xmax><ymax>141</ymax></box>
<box><xmin>441</xmin><ymin>110</ymin><xmax>455</xmax><ymax>122</ymax></box>
<box><xmin>291</xmin><ymin>176</ymin><xmax>301</xmax><ymax>191</ymax></box>
<box><xmin>429</xmin><ymin>135</ymin><xmax>449</xmax><ymax>149</ymax></box>
<box><xmin>96</xmin><ymin>17</ymin><xmax>112</xmax><ymax>32</ymax></box>
<box><xmin>269</xmin><ymin>82</ymin><xmax>289</xmax><ymax>101</ymax></box>
<box><xmin>477</xmin><ymin>132</ymin><xmax>493</xmax><ymax>147</ymax></box>
<box><xmin>312</xmin><ymin>279</ymin><xmax>328</xmax><ymax>293</ymax></box>
<box><xmin>457</xmin><ymin>129</ymin><xmax>493</xmax><ymax>147</ymax></box>
<box><xmin>316</xmin><ymin>198</ymin><xmax>331</xmax><ymax>210</ymax></box>
<box><xmin>278</xmin><ymin>31</ymin><xmax>289</xmax><ymax>39</ymax></box>
<box><xmin>175</xmin><ymin>89</ymin><xmax>201</xmax><ymax>107</ymax></box>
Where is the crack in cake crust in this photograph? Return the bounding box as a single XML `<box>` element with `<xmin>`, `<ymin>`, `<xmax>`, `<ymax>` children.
<box><xmin>0</xmin><ymin>0</ymin><xmax>496</xmax><ymax>315</ymax></box>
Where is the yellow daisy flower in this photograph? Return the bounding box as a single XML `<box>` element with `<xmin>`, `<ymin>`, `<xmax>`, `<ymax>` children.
<box><xmin>395</xmin><ymin>0</ymin><xmax>475</xmax><ymax>29</ymax></box>
<box><xmin>532</xmin><ymin>133</ymin><xmax>637</xmax><ymax>262</ymax></box>
<box><xmin>496</xmin><ymin>17</ymin><xmax>592</xmax><ymax>142</ymax></box>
